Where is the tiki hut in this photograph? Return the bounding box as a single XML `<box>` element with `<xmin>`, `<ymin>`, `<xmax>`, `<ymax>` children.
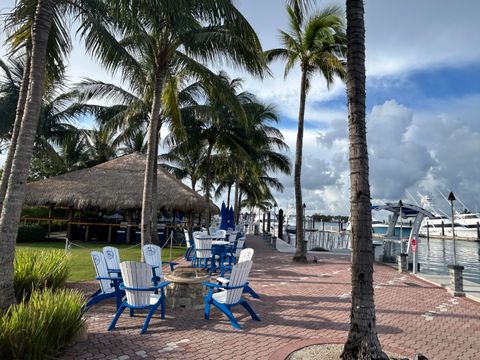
<box><xmin>25</xmin><ymin>152</ymin><xmax>218</xmax><ymax>214</ymax></box>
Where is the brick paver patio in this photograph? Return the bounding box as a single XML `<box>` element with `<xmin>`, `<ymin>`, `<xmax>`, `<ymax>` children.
<box><xmin>63</xmin><ymin>235</ymin><xmax>480</xmax><ymax>360</ymax></box>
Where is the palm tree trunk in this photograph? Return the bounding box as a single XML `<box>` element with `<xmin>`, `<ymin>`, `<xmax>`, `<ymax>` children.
<box><xmin>141</xmin><ymin>65</ymin><xmax>165</xmax><ymax>249</ymax></box>
<box><xmin>341</xmin><ymin>1</ymin><xmax>387</xmax><ymax>358</ymax></box>
<box><xmin>237</xmin><ymin>189</ymin><xmax>243</xmax><ymax>223</ymax></box>
<box><xmin>150</xmin><ymin>126</ymin><xmax>161</xmax><ymax>245</ymax></box>
<box><xmin>293</xmin><ymin>68</ymin><xmax>307</xmax><ymax>263</ymax></box>
<box><xmin>0</xmin><ymin>0</ymin><xmax>55</xmax><ymax>311</ymax></box>
<box><xmin>226</xmin><ymin>184</ymin><xmax>232</xmax><ymax>209</ymax></box>
<box><xmin>233</xmin><ymin>168</ymin><xmax>240</xmax><ymax>224</ymax></box>
<box><xmin>0</xmin><ymin>56</ymin><xmax>31</xmax><ymax>215</ymax></box>
<box><xmin>204</xmin><ymin>142</ymin><xmax>214</xmax><ymax>232</ymax></box>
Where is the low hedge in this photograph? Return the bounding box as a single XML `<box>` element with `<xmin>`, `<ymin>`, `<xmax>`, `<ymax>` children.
<box><xmin>0</xmin><ymin>288</ymin><xmax>85</xmax><ymax>360</ymax></box>
<box><xmin>14</xmin><ymin>250</ymin><xmax>70</xmax><ymax>302</ymax></box>
<box><xmin>17</xmin><ymin>225</ymin><xmax>48</xmax><ymax>243</ymax></box>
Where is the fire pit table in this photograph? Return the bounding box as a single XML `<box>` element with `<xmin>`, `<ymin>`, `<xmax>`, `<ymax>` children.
<box><xmin>164</xmin><ymin>266</ymin><xmax>210</xmax><ymax>310</ymax></box>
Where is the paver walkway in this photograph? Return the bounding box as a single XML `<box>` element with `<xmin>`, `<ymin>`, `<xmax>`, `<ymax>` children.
<box><xmin>63</xmin><ymin>235</ymin><xmax>480</xmax><ymax>360</ymax></box>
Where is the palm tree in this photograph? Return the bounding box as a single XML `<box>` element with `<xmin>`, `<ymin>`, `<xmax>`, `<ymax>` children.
<box><xmin>0</xmin><ymin>0</ymin><xmax>56</xmax><ymax>311</ymax></box>
<box><xmin>265</xmin><ymin>4</ymin><xmax>346</xmax><ymax>262</ymax></box>
<box><xmin>89</xmin><ymin>1</ymin><xmax>266</xmax><ymax>245</ymax></box>
<box><xmin>341</xmin><ymin>0</ymin><xmax>387</xmax><ymax>359</ymax></box>
<box><xmin>0</xmin><ymin>0</ymin><xmax>72</xmax><ymax>214</ymax></box>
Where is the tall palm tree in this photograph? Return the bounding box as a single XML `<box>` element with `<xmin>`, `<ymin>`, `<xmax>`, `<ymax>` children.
<box><xmin>90</xmin><ymin>1</ymin><xmax>266</xmax><ymax>245</ymax></box>
<box><xmin>341</xmin><ymin>0</ymin><xmax>387</xmax><ymax>359</ymax></box>
<box><xmin>0</xmin><ymin>0</ymin><xmax>56</xmax><ymax>311</ymax></box>
<box><xmin>0</xmin><ymin>0</ymin><xmax>72</xmax><ymax>214</ymax></box>
<box><xmin>265</xmin><ymin>4</ymin><xmax>346</xmax><ymax>262</ymax></box>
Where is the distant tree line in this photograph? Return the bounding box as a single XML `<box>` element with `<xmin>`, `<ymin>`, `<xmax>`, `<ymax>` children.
<box><xmin>311</xmin><ymin>214</ymin><xmax>349</xmax><ymax>223</ymax></box>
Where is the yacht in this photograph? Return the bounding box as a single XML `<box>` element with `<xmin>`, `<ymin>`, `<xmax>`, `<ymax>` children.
<box><xmin>418</xmin><ymin>194</ymin><xmax>478</xmax><ymax>238</ymax></box>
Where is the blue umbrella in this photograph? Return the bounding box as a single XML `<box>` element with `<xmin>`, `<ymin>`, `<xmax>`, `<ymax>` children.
<box><xmin>219</xmin><ymin>202</ymin><xmax>228</xmax><ymax>230</ymax></box>
<box><xmin>227</xmin><ymin>206</ymin><xmax>235</xmax><ymax>229</ymax></box>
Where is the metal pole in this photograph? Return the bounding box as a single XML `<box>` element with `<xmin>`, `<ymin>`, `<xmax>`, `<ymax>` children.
<box><xmin>399</xmin><ymin>203</ymin><xmax>403</xmax><ymax>253</ymax></box>
<box><xmin>451</xmin><ymin>200</ymin><xmax>457</xmax><ymax>265</ymax></box>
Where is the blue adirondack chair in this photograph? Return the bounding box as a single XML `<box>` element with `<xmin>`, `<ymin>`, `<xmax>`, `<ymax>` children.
<box><xmin>86</xmin><ymin>251</ymin><xmax>124</xmax><ymax>310</ymax></box>
<box><xmin>103</xmin><ymin>246</ymin><xmax>121</xmax><ymax>276</ymax></box>
<box><xmin>193</xmin><ymin>234</ymin><xmax>213</xmax><ymax>271</ymax></box>
<box><xmin>203</xmin><ymin>260</ymin><xmax>260</xmax><ymax>330</ymax></box>
<box><xmin>108</xmin><ymin>261</ymin><xmax>170</xmax><ymax>334</ymax></box>
<box><xmin>217</xmin><ymin>248</ymin><xmax>259</xmax><ymax>299</ymax></box>
<box><xmin>142</xmin><ymin>244</ymin><xmax>177</xmax><ymax>278</ymax></box>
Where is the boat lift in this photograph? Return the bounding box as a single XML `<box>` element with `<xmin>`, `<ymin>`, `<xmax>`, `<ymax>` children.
<box><xmin>372</xmin><ymin>202</ymin><xmax>435</xmax><ymax>273</ymax></box>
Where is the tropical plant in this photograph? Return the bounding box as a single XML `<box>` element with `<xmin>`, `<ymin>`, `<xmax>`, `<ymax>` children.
<box><xmin>0</xmin><ymin>0</ymin><xmax>57</xmax><ymax>311</ymax></box>
<box><xmin>341</xmin><ymin>0</ymin><xmax>387</xmax><ymax>358</ymax></box>
<box><xmin>0</xmin><ymin>288</ymin><xmax>84</xmax><ymax>360</ymax></box>
<box><xmin>94</xmin><ymin>1</ymin><xmax>267</xmax><ymax>244</ymax></box>
<box><xmin>14</xmin><ymin>250</ymin><xmax>70</xmax><ymax>302</ymax></box>
<box><xmin>265</xmin><ymin>3</ymin><xmax>346</xmax><ymax>262</ymax></box>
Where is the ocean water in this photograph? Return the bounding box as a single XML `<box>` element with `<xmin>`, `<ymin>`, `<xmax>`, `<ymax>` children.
<box><xmin>385</xmin><ymin>238</ymin><xmax>480</xmax><ymax>284</ymax></box>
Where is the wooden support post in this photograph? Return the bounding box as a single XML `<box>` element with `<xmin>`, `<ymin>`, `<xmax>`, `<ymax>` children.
<box><xmin>126</xmin><ymin>211</ymin><xmax>132</xmax><ymax>244</ymax></box>
<box><xmin>188</xmin><ymin>212</ymin><xmax>194</xmax><ymax>240</ymax></box>
<box><xmin>262</xmin><ymin>213</ymin><xmax>266</xmax><ymax>233</ymax></box>
<box><xmin>441</xmin><ymin>221</ymin><xmax>445</xmax><ymax>236</ymax></box>
<box><xmin>108</xmin><ymin>225</ymin><xmax>112</xmax><ymax>243</ymax></box>
<box><xmin>267</xmin><ymin>211</ymin><xmax>271</xmax><ymax>233</ymax></box>
<box><xmin>67</xmin><ymin>207</ymin><xmax>73</xmax><ymax>240</ymax></box>
<box><xmin>84</xmin><ymin>225</ymin><xmax>89</xmax><ymax>241</ymax></box>
<box><xmin>278</xmin><ymin>209</ymin><xmax>284</xmax><ymax>240</ymax></box>
<box><xmin>48</xmin><ymin>206</ymin><xmax>53</xmax><ymax>238</ymax></box>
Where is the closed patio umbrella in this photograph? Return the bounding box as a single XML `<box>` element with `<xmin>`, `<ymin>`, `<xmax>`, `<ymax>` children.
<box><xmin>220</xmin><ymin>202</ymin><xmax>228</xmax><ymax>230</ymax></box>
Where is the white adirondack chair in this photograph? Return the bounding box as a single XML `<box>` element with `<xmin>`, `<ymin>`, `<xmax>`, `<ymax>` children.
<box><xmin>227</xmin><ymin>231</ymin><xmax>238</xmax><ymax>246</ymax></box>
<box><xmin>193</xmin><ymin>235</ymin><xmax>213</xmax><ymax>270</ymax></box>
<box><xmin>86</xmin><ymin>251</ymin><xmax>124</xmax><ymax>309</ymax></box>
<box><xmin>108</xmin><ymin>261</ymin><xmax>169</xmax><ymax>334</ymax></box>
<box><xmin>143</xmin><ymin>244</ymin><xmax>165</xmax><ymax>279</ymax></box>
<box><xmin>103</xmin><ymin>246</ymin><xmax>121</xmax><ymax>275</ymax></box>
<box><xmin>214</xmin><ymin>229</ymin><xmax>227</xmax><ymax>239</ymax></box>
<box><xmin>217</xmin><ymin>248</ymin><xmax>259</xmax><ymax>299</ymax></box>
<box><xmin>204</xmin><ymin>260</ymin><xmax>260</xmax><ymax>330</ymax></box>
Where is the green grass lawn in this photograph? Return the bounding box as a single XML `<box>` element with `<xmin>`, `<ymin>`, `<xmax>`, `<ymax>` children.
<box><xmin>16</xmin><ymin>241</ymin><xmax>185</xmax><ymax>282</ymax></box>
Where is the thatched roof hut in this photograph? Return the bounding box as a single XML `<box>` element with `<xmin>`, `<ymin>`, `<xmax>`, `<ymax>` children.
<box><xmin>25</xmin><ymin>152</ymin><xmax>218</xmax><ymax>213</ymax></box>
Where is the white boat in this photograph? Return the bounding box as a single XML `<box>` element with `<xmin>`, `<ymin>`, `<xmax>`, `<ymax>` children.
<box><xmin>418</xmin><ymin>194</ymin><xmax>478</xmax><ymax>238</ymax></box>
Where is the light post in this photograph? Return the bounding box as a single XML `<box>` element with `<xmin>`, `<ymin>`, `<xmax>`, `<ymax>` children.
<box><xmin>273</xmin><ymin>201</ymin><xmax>278</xmax><ymax>237</ymax></box>
<box><xmin>398</xmin><ymin>200</ymin><xmax>408</xmax><ymax>273</ymax></box>
<box><xmin>447</xmin><ymin>191</ymin><xmax>464</xmax><ymax>296</ymax></box>
<box><xmin>448</xmin><ymin>192</ymin><xmax>457</xmax><ymax>265</ymax></box>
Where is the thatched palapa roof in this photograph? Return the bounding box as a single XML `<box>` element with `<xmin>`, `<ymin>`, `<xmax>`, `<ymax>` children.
<box><xmin>25</xmin><ymin>152</ymin><xmax>218</xmax><ymax>213</ymax></box>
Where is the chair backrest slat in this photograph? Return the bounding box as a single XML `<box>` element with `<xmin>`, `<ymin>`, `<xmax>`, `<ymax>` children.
<box><xmin>91</xmin><ymin>251</ymin><xmax>114</xmax><ymax>294</ymax></box>
<box><xmin>235</xmin><ymin>237</ymin><xmax>246</xmax><ymax>258</ymax></box>
<box><xmin>103</xmin><ymin>246</ymin><xmax>121</xmax><ymax>271</ymax></box>
<box><xmin>143</xmin><ymin>244</ymin><xmax>162</xmax><ymax>275</ymax></box>
<box><xmin>238</xmin><ymin>248</ymin><xmax>254</xmax><ymax>263</ymax></box>
<box><xmin>215</xmin><ymin>229</ymin><xmax>226</xmax><ymax>239</ymax></box>
<box><xmin>120</xmin><ymin>261</ymin><xmax>152</xmax><ymax>306</ymax></box>
<box><xmin>194</xmin><ymin>235</ymin><xmax>212</xmax><ymax>260</ymax></box>
<box><xmin>184</xmin><ymin>230</ymin><xmax>191</xmax><ymax>248</ymax></box>
<box><xmin>226</xmin><ymin>260</ymin><xmax>252</xmax><ymax>304</ymax></box>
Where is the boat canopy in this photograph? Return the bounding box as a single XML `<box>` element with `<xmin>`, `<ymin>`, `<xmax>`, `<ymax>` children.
<box><xmin>372</xmin><ymin>203</ymin><xmax>435</xmax><ymax>219</ymax></box>
<box><xmin>371</xmin><ymin>203</ymin><xmax>435</xmax><ymax>250</ymax></box>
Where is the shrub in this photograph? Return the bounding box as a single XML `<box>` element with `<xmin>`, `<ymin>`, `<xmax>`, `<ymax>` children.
<box><xmin>14</xmin><ymin>250</ymin><xmax>71</xmax><ymax>302</ymax></box>
<box><xmin>0</xmin><ymin>288</ymin><xmax>85</xmax><ymax>360</ymax></box>
<box><xmin>16</xmin><ymin>225</ymin><xmax>48</xmax><ymax>243</ymax></box>
<box><xmin>310</xmin><ymin>247</ymin><xmax>329</xmax><ymax>252</ymax></box>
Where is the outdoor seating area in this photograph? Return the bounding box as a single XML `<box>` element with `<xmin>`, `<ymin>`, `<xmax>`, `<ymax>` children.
<box><xmin>63</xmin><ymin>234</ymin><xmax>480</xmax><ymax>360</ymax></box>
<box><xmin>85</xmin><ymin>226</ymin><xmax>261</xmax><ymax>334</ymax></box>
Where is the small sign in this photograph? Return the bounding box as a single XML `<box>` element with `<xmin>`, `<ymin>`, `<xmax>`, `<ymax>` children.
<box><xmin>411</xmin><ymin>238</ymin><xmax>417</xmax><ymax>253</ymax></box>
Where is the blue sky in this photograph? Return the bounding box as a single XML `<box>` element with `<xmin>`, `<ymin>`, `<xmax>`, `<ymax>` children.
<box><xmin>1</xmin><ymin>0</ymin><xmax>480</xmax><ymax>216</ymax></box>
